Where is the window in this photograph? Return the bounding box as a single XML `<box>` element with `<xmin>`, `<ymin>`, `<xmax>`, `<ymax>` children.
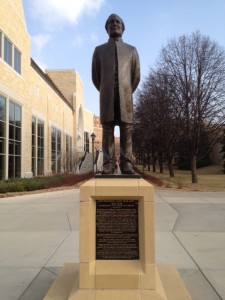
<box><xmin>66</xmin><ymin>134</ymin><xmax>72</xmax><ymax>172</ymax></box>
<box><xmin>8</xmin><ymin>101</ymin><xmax>21</xmax><ymax>179</ymax></box>
<box><xmin>0</xmin><ymin>96</ymin><xmax>22</xmax><ymax>180</ymax></box>
<box><xmin>14</xmin><ymin>47</ymin><xmax>21</xmax><ymax>74</ymax></box>
<box><xmin>57</xmin><ymin>130</ymin><xmax>61</xmax><ymax>173</ymax></box>
<box><xmin>4</xmin><ymin>36</ymin><xmax>12</xmax><ymax>66</ymax></box>
<box><xmin>0</xmin><ymin>96</ymin><xmax>6</xmax><ymax>180</ymax></box>
<box><xmin>84</xmin><ymin>131</ymin><xmax>90</xmax><ymax>152</ymax></box>
<box><xmin>51</xmin><ymin>128</ymin><xmax>61</xmax><ymax>174</ymax></box>
<box><xmin>32</xmin><ymin>117</ymin><xmax>36</xmax><ymax>174</ymax></box>
<box><xmin>32</xmin><ymin>117</ymin><xmax>44</xmax><ymax>176</ymax></box>
<box><xmin>1</xmin><ymin>32</ymin><xmax>22</xmax><ymax>74</ymax></box>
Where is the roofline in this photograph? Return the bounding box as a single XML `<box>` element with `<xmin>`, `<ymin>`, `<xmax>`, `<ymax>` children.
<box><xmin>30</xmin><ymin>58</ymin><xmax>73</xmax><ymax>110</ymax></box>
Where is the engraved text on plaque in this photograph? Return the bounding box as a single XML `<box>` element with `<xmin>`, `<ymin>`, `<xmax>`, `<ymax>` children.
<box><xmin>96</xmin><ymin>200</ymin><xmax>139</xmax><ymax>260</ymax></box>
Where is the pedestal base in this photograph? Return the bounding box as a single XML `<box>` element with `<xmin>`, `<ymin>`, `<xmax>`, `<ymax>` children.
<box><xmin>43</xmin><ymin>263</ymin><xmax>192</xmax><ymax>300</ymax></box>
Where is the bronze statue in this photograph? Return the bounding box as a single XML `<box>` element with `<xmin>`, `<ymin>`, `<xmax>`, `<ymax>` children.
<box><xmin>92</xmin><ymin>14</ymin><xmax>140</xmax><ymax>174</ymax></box>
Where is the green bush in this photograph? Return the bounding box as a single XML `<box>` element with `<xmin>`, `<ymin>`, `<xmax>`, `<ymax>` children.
<box><xmin>0</xmin><ymin>173</ymin><xmax>93</xmax><ymax>194</ymax></box>
<box><xmin>0</xmin><ymin>178</ymin><xmax>45</xmax><ymax>193</ymax></box>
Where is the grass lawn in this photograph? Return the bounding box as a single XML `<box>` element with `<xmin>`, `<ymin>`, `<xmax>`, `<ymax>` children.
<box><xmin>136</xmin><ymin>164</ymin><xmax>225</xmax><ymax>192</ymax></box>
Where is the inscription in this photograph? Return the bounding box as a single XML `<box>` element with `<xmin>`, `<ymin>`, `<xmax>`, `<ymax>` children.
<box><xmin>96</xmin><ymin>200</ymin><xmax>139</xmax><ymax>260</ymax></box>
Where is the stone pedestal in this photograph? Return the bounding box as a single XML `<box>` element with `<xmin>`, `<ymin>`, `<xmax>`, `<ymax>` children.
<box><xmin>44</xmin><ymin>178</ymin><xmax>192</xmax><ymax>300</ymax></box>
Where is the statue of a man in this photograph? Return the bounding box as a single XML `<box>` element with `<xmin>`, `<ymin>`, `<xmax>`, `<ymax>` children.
<box><xmin>92</xmin><ymin>14</ymin><xmax>140</xmax><ymax>174</ymax></box>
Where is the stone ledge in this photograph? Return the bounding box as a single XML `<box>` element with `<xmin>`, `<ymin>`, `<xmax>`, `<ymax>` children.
<box><xmin>43</xmin><ymin>263</ymin><xmax>192</xmax><ymax>300</ymax></box>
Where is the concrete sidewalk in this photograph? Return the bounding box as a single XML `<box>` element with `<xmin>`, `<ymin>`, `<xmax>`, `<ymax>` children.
<box><xmin>0</xmin><ymin>188</ymin><xmax>225</xmax><ymax>300</ymax></box>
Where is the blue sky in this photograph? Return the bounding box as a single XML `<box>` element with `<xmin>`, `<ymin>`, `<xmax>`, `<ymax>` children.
<box><xmin>22</xmin><ymin>0</ymin><xmax>225</xmax><ymax>117</ymax></box>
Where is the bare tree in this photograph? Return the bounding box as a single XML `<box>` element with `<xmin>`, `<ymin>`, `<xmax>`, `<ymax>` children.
<box><xmin>133</xmin><ymin>69</ymin><xmax>183</xmax><ymax>177</ymax></box>
<box><xmin>157</xmin><ymin>31</ymin><xmax>225</xmax><ymax>183</ymax></box>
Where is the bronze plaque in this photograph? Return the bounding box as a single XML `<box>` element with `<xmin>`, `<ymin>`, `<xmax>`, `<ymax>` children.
<box><xmin>96</xmin><ymin>200</ymin><xmax>139</xmax><ymax>260</ymax></box>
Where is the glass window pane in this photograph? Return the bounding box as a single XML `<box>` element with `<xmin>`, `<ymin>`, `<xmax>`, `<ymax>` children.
<box><xmin>51</xmin><ymin>128</ymin><xmax>56</xmax><ymax>141</ymax></box>
<box><xmin>0</xmin><ymin>121</ymin><xmax>5</xmax><ymax>137</ymax></box>
<box><xmin>9</xmin><ymin>124</ymin><xmax>14</xmax><ymax>139</ymax></box>
<box><xmin>15</xmin><ymin>104</ymin><xmax>21</xmax><ymax>127</ymax></box>
<box><xmin>38</xmin><ymin>122</ymin><xmax>43</xmax><ymax>136</ymax></box>
<box><xmin>32</xmin><ymin>146</ymin><xmax>35</xmax><ymax>158</ymax></box>
<box><xmin>32</xmin><ymin>135</ymin><xmax>35</xmax><ymax>147</ymax></box>
<box><xmin>32</xmin><ymin>117</ymin><xmax>36</xmax><ymax>134</ymax></box>
<box><xmin>37</xmin><ymin>159</ymin><xmax>44</xmax><ymax>176</ymax></box>
<box><xmin>52</xmin><ymin>152</ymin><xmax>56</xmax><ymax>160</ymax></box>
<box><xmin>14</xmin><ymin>47</ymin><xmax>21</xmax><ymax>74</ymax></box>
<box><xmin>57</xmin><ymin>159</ymin><xmax>61</xmax><ymax>173</ymax></box>
<box><xmin>37</xmin><ymin>148</ymin><xmax>41</xmax><ymax>158</ymax></box>
<box><xmin>4</xmin><ymin>37</ymin><xmax>12</xmax><ymax>66</ymax></box>
<box><xmin>15</xmin><ymin>141</ymin><xmax>21</xmax><ymax>155</ymax></box>
<box><xmin>52</xmin><ymin>160</ymin><xmax>56</xmax><ymax>173</ymax></box>
<box><xmin>8</xmin><ymin>156</ymin><xmax>14</xmax><ymax>178</ymax></box>
<box><xmin>52</xmin><ymin>140</ymin><xmax>55</xmax><ymax>150</ymax></box>
<box><xmin>32</xmin><ymin>158</ymin><xmax>35</xmax><ymax>174</ymax></box>
<box><xmin>38</xmin><ymin>137</ymin><xmax>41</xmax><ymax>147</ymax></box>
<box><xmin>9</xmin><ymin>141</ymin><xmax>14</xmax><ymax>154</ymax></box>
<box><xmin>15</xmin><ymin>156</ymin><xmax>21</xmax><ymax>177</ymax></box>
<box><xmin>0</xmin><ymin>96</ymin><xmax>6</xmax><ymax>121</ymax></box>
<box><xmin>9</xmin><ymin>102</ymin><xmax>14</xmax><ymax>124</ymax></box>
<box><xmin>0</xmin><ymin>138</ymin><xmax>5</xmax><ymax>154</ymax></box>
<box><xmin>0</xmin><ymin>155</ymin><xmax>5</xmax><ymax>180</ymax></box>
<box><xmin>15</xmin><ymin>127</ymin><xmax>21</xmax><ymax>141</ymax></box>
<box><xmin>57</xmin><ymin>131</ymin><xmax>61</xmax><ymax>143</ymax></box>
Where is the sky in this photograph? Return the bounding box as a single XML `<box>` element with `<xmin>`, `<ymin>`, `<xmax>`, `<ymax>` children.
<box><xmin>22</xmin><ymin>0</ymin><xmax>225</xmax><ymax>117</ymax></box>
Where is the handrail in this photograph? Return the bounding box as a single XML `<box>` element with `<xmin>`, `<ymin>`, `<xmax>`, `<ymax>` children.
<box><xmin>79</xmin><ymin>151</ymin><xmax>87</xmax><ymax>170</ymax></box>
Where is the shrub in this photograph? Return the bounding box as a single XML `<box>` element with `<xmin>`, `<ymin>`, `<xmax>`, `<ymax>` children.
<box><xmin>0</xmin><ymin>173</ymin><xmax>93</xmax><ymax>194</ymax></box>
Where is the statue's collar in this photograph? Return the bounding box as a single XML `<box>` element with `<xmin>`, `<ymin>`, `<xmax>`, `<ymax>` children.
<box><xmin>108</xmin><ymin>37</ymin><xmax>123</xmax><ymax>43</ymax></box>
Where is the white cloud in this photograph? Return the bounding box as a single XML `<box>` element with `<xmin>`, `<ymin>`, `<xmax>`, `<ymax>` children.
<box><xmin>29</xmin><ymin>0</ymin><xmax>104</xmax><ymax>30</ymax></box>
<box><xmin>31</xmin><ymin>34</ymin><xmax>52</xmax><ymax>52</ymax></box>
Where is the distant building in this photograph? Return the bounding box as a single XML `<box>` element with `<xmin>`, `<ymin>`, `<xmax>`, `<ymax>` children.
<box><xmin>0</xmin><ymin>0</ymin><xmax>93</xmax><ymax>180</ymax></box>
<box><xmin>93</xmin><ymin>115</ymin><xmax>102</xmax><ymax>151</ymax></box>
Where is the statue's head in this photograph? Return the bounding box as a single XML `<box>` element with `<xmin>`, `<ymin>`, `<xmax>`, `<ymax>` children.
<box><xmin>105</xmin><ymin>14</ymin><xmax>125</xmax><ymax>38</ymax></box>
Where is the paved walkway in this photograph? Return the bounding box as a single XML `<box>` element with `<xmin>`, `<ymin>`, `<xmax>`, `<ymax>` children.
<box><xmin>0</xmin><ymin>188</ymin><xmax>225</xmax><ymax>299</ymax></box>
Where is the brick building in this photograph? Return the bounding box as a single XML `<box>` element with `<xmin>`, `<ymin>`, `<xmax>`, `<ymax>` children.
<box><xmin>0</xmin><ymin>0</ymin><xmax>93</xmax><ymax>180</ymax></box>
<box><xmin>93</xmin><ymin>115</ymin><xmax>102</xmax><ymax>151</ymax></box>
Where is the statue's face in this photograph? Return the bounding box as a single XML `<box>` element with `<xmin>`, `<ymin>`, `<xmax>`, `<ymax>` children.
<box><xmin>106</xmin><ymin>15</ymin><xmax>123</xmax><ymax>38</ymax></box>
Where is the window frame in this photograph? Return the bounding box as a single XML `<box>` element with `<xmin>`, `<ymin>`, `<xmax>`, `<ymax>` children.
<box><xmin>65</xmin><ymin>134</ymin><xmax>72</xmax><ymax>173</ymax></box>
<box><xmin>32</xmin><ymin>117</ymin><xmax>44</xmax><ymax>176</ymax></box>
<box><xmin>51</xmin><ymin>127</ymin><xmax>61</xmax><ymax>174</ymax></box>
<box><xmin>0</xmin><ymin>95</ymin><xmax>6</xmax><ymax>180</ymax></box>
<box><xmin>4</xmin><ymin>36</ymin><xmax>12</xmax><ymax>67</ymax></box>
<box><xmin>14</xmin><ymin>46</ymin><xmax>21</xmax><ymax>74</ymax></box>
<box><xmin>8</xmin><ymin>100</ymin><xmax>22</xmax><ymax>179</ymax></box>
<box><xmin>84</xmin><ymin>131</ymin><xmax>90</xmax><ymax>152</ymax></box>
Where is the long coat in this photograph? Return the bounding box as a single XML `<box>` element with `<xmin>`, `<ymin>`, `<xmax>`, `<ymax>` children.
<box><xmin>92</xmin><ymin>38</ymin><xmax>140</xmax><ymax>124</ymax></box>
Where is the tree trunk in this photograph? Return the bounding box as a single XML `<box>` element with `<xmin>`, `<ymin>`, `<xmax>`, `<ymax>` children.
<box><xmin>167</xmin><ymin>158</ymin><xmax>174</xmax><ymax>177</ymax></box>
<box><xmin>191</xmin><ymin>154</ymin><xmax>198</xmax><ymax>183</ymax></box>
<box><xmin>152</xmin><ymin>157</ymin><xmax>156</xmax><ymax>172</ymax></box>
<box><xmin>147</xmin><ymin>156</ymin><xmax>151</xmax><ymax>171</ymax></box>
<box><xmin>158</xmin><ymin>152</ymin><xmax>164</xmax><ymax>173</ymax></box>
<box><xmin>159</xmin><ymin>160</ymin><xmax>163</xmax><ymax>173</ymax></box>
